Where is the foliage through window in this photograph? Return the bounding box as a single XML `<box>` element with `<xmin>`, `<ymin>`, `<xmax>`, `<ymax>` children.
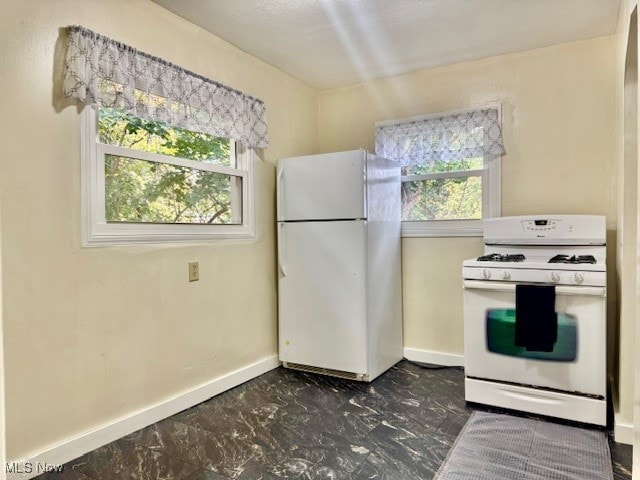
<box><xmin>375</xmin><ymin>107</ymin><xmax>504</xmax><ymax>236</ymax></box>
<box><xmin>82</xmin><ymin>106</ymin><xmax>254</xmax><ymax>245</ymax></box>
<box><xmin>401</xmin><ymin>156</ymin><xmax>484</xmax><ymax>221</ymax></box>
<box><xmin>98</xmin><ymin>107</ymin><xmax>239</xmax><ymax>225</ymax></box>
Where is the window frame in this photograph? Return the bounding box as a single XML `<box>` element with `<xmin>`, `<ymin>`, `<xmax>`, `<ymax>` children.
<box><xmin>378</xmin><ymin>104</ymin><xmax>502</xmax><ymax>238</ymax></box>
<box><xmin>81</xmin><ymin>106</ymin><xmax>256</xmax><ymax>246</ymax></box>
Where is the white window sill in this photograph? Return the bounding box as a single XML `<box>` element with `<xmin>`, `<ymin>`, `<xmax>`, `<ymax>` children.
<box><xmin>401</xmin><ymin>220</ymin><xmax>484</xmax><ymax>238</ymax></box>
<box><xmin>83</xmin><ymin>226</ymin><xmax>256</xmax><ymax>247</ymax></box>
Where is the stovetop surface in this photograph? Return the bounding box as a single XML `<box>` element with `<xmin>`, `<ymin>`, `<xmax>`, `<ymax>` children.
<box><xmin>475</xmin><ymin>253</ymin><xmax>598</xmax><ymax>265</ymax></box>
<box><xmin>464</xmin><ymin>216</ymin><xmax>607</xmax><ymax>281</ymax></box>
<box><xmin>463</xmin><ymin>256</ymin><xmax>606</xmax><ymax>272</ymax></box>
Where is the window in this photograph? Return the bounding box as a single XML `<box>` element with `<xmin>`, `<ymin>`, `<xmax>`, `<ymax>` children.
<box><xmin>64</xmin><ymin>25</ymin><xmax>267</xmax><ymax>246</ymax></box>
<box><xmin>375</xmin><ymin>106</ymin><xmax>504</xmax><ymax>237</ymax></box>
<box><xmin>82</xmin><ymin>106</ymin><xmax>255</xmax><ymax>245</ymax></box>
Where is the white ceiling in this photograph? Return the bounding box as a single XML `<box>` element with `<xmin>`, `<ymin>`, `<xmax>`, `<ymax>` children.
<box><xmin>151</xmin><ymin>0</ymin><xmax>621</xmax><ymax>89</ymax></box>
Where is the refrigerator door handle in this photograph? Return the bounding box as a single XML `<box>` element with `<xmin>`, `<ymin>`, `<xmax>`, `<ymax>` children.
<box><xmin>278</xmin><ymin>223</ymin><xmax>287</xmax><ymax>277</ymax></box>
<box><xmin>276</xmin><ymin>165</ymin><xmax>284</xmax><ymax>220</ymax></box>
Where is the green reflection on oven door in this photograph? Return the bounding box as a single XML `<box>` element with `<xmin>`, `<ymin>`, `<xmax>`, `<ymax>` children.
<box><xmin>486</xmin><ymin>308</ymin><xmax>577</xmax><ymax>361</ymax></box>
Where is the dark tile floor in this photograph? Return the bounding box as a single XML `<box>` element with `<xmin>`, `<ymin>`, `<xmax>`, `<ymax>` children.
<box><xmin>36</xmin><ymin>361</ymin><xmax>631</xmax><ymax>479</ymax></box>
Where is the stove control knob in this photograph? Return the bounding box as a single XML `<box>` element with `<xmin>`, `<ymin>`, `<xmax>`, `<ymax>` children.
<box><xmin>572</xmin><ymin>273</ymin><xmax>584</xmax><ymax>285</ymax></box>
<box><xmin>482</xmin><ymin>268</ymin><xmax>492</xmax><ymax>279</ymax></box>
<box><xmin>500</xmin><ymin>269</ymin><xmax>511</xmax><ymax>280</ymax></box>
<box><xmin>549</xmin><ymin>271</ymin><xmax>560</xmax><ymax>283</ymax></box>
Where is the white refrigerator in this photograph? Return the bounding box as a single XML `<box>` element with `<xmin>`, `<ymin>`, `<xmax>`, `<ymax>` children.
<box><xmin>276</xmin><ymin>149</ymin><xmax>403</xmax><ymax>382</ymax></box>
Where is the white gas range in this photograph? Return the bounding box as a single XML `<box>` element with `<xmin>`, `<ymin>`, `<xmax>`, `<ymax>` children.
<box><xmin>462</xmin><ymin>215</ymin><xmax>607</xmax><ymax>425</ymax></box>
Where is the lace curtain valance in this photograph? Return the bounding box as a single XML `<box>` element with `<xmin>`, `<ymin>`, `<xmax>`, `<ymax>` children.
<box><xmin>63</xmin><ymin>25</ymin><xmax>268</xmax><ymax>149</ymax></box>
<box><xmin>375</xmin><ymin>108</ymin><xmax>504</xmax><ymax>166</ymax></box>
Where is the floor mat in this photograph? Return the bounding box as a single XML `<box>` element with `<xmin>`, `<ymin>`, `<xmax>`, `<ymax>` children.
<box><xmin>434</xmin><ymin>411</ymin><xmax>613</xmax><ymax>480</ymax></box>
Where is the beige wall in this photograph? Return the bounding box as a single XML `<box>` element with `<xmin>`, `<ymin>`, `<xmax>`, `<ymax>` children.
<box><xmin>318</xmin><ymin>38</ymin><xmax>618</xmax><ymax>374</ymax></box>
<box><xmin>0</xmin><ymin>0</ymin><xmax>318</xmax><ymax>459</ymax></box>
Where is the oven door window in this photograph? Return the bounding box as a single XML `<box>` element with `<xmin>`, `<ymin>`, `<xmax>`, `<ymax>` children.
<box><xmin>486</xmin><ymin>308</ymin><xmax>577</xmax><ymax>361</ymax></box>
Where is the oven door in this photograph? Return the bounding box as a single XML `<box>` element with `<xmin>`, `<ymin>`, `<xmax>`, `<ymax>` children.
<box><xmin>463</xmin><ymin>280</ymin><xmax>606</xmax><ymax>397</ymax></box>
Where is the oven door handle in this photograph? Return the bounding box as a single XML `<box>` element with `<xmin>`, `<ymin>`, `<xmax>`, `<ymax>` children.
<box><xmin>463</xmin><ymin>280</ymin><xmax>606</xmax><ymax>297</ymax></box>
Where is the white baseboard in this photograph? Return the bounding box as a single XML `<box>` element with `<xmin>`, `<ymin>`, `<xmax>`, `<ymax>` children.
<box><xmin>6</xmin><ymin>354</ymin><xmax>280</xmax><ymax>480</ymax></box>
<box><xmin>404</xmin><ymin>347</ymin><xmax>464</xmax><ymax>367</ymax></box>
<box><xmin>614</xmin><ymin>415</ymin><xmax>633</xmax><ymax>445</ymax></box>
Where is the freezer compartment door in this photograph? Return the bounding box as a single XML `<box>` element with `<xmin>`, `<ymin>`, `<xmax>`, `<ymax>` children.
<box><xmin>278</xmin><ymin>220</ymin><xmax>368</xmax><ymax>374</ymax></box>
<box><xmin>277</xmin><ymin>150</ymin><xmax>366</xmax><ymax>221</ymax></box>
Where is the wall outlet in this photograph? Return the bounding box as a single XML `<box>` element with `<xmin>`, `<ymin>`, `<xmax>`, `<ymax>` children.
<box><xmin>188</xmin><ymin>261</ymin><xmax>199</xmax><ymax>282</ymax></box>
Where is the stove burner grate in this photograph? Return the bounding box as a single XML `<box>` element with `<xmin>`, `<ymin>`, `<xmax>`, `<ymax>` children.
<box><xmin>548</xmin><ymin>255</ymin><xmax>597</xmax><ymax>264</ymax></box>
<box><xmin>477</xmin><ymin>253</ymin><xmax>526</xmax><ymax>262</ymax></box>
